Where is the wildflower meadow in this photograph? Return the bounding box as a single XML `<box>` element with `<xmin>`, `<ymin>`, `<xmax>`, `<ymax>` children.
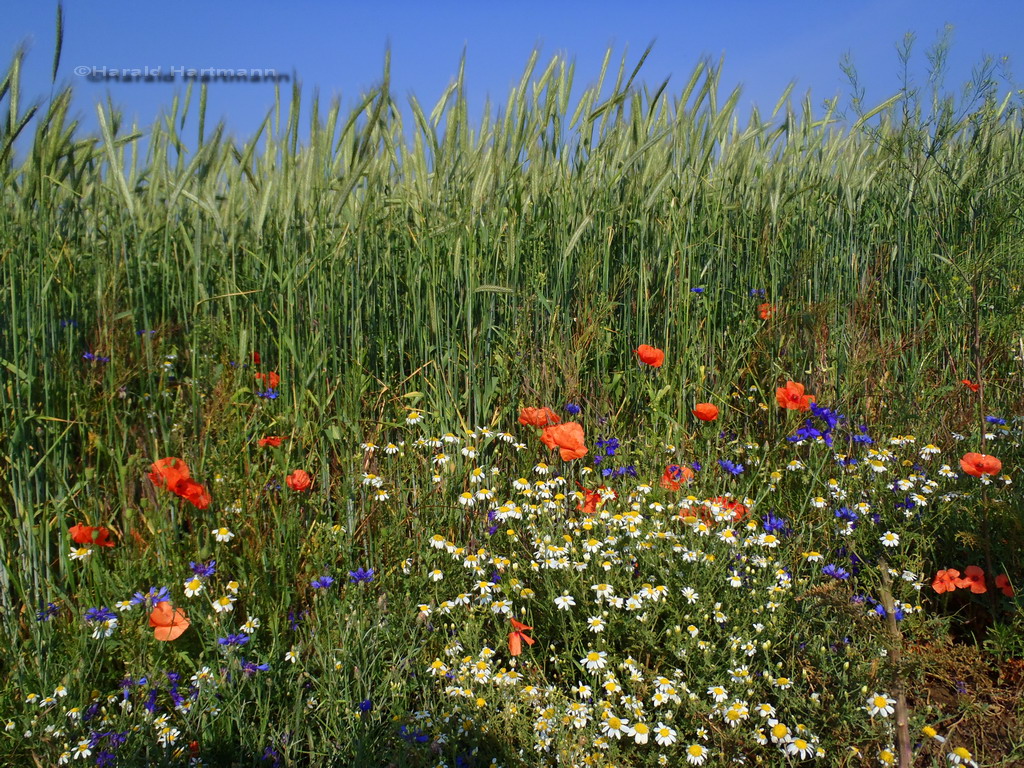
<box><xmin>1</xmin><ymin>22</ymin><xmax>1023</xmax><ymax>768</ymax></box>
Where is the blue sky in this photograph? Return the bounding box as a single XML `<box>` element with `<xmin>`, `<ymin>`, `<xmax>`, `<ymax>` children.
<box><xmin>2</xmin><ymin>1</ymin><xmax>1021</xmax><ymax>147</ymax></box>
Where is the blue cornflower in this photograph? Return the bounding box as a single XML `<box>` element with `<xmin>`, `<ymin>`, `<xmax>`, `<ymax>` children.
<box><xmin>822</xmin><ymin>564</ymin><xmax>850</xmax><ymax>580</ymax></box>
<box><xmin>788</xmin><ymin>423</ymin><xmax>826</xmax><ymax>444</ymax></box>
<box><xmin>834</xmin><ymin>506</ymin><xmax>858</xmax><ymax>522</ymax></box>
<box><xmin>190</xmin><ymin>560</ymin><xmax>217</xmax><ymax>578</ymax></box>
<box><xmin>358</xmin><ymin>699</ymin><xmax>374</xmax><ymax>713</ymax></box>
<box><xmin>810</xmin><ymin>402</ymin><xmax>842</xmax><ymax>431</ymax></box>
<box><xmin>130</xmin><ymin>586</ymin><xmax>170</xmax><ymax>608</ymax></box>
<box><xmin>95</xmin><ymin>751</ymin><xmax>116</xmax><ymax>767</ymax></box>
<box><xmin>691</xmin><ymin>461</ymin><xmax>702</xmax><ymax>471</ymax></box>
<box><xmin>241</xmin><ymin>659</ymin><xmax>270</xmax><ymax>676</ymax></box>
<box><xmin>399</xmin><ymin>725</ymin><xmax>430</xmax><ymax>743</ymax></box>
<box><xmin>852</xmin><ymin>425</ymin><xmax>874</xmax><ymax>444</ymax></box>
<box><xmin>84</xmin><ymin>607</ymin><xmax>117</xmax><ymax>624</ymax></box>
<box><xmin>36</xmin><ymin>602</ymin><xmax>59</xmax><ymax>621</ymax></box>
<box><xmin>986</xmin><ymin>415</ymin><xmax>1007</xmax><ymax>425</ymax></box>
<box><xmin>718</xmin><ymin>459</ymin><xmax>744</xmax><ymax>476</ymax></box>
<box><xmin>311</xmin><ymin>575</ymin><xmax>335</xmax><ymax>590</ymax></box>
<box><xmin>107</xmin><ymin>731</ymin><xmax>128</xmax><ymax>748</ymax></box>
<box><xmin>60</xmin><ymin>318</ymin><xmax>78</xmax><ymax>328</ymax></box>
<box><xmin>871</xmin><ymin>602</ymin><xmax>905</xmax><ymax>621</ymax></box>
<box><xmin>348</xmin><ymin>567</ymin><xmax>374</xmax><ymax>584</ymax></box>
<box><xmin>749</xmin><ymin>288</ymin><xmax>766</xmax><ymax>297</ymax></box>
<box><xmin>761</xmin><ymin>513</ymin><xmax>789</xmax><ymax>536</ymax></box>
<box><xmin>217</xmin><ymin>633</ymin><xmax>250</xmax><ymax>647</ymax></box>
<box><xmin>565</xmin><ymin>403</ymin><xmax>581</xmax><ymax>415</ymax></box>
<box><xmin>82</xmin><ymin>351</ymin><xmax>110</xmax><ymax>362</ymax></box>
<box><xmin>257</xmin><ymin>389</ymin><xmax>280</xmax><ymax>400</ymax></box>
<box><xmin>262</xmin><ymin>746</ymin><xmax>282</xmax><ymax>768</ymax></box>
<box><xmin>690</xmin><ymin>287</ymin><xmax>705</xmax><ymax>294</ymax></box>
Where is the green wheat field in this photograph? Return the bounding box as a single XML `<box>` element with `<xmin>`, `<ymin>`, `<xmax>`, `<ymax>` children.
<box><xmin>1</xmin><ymin>19</ymin><xmax>1022</xmax><ymax>768</ymax></box>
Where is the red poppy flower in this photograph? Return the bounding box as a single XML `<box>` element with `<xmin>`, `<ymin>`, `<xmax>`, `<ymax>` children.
<box><xmin>578</xmin><ymin>486</ymin><xmax>602</xmax><ymax>515</ymax></box>
<box><xmin>960</xmin><ymin>452</ymin><xmax>1001</xmax><ymax>478</ymax></box>
<box><xmin>286</xmin><ymin>469</ymin><xmax>312</xmax><ymax>492</ymax></box>
<box><xmin>69</xmin><ymin>524</ymin><xmax>115</xmax><ymax>548</ymax></box>
<box><xmin>148</xmin><ymin>457</ymin><xmax>191</xmax><ymax>491</ymax></box>
<box><xmin>518</xmin><ymin>407</ymin><xmax>561</xmax><ymax>428</ymax></box>
<box><xmin>692</xmin><ymin>403</ymin><xmax>719</xmax><ymax>422</ymax></box>
<box><xmin>149</xmin><ymin>457</ymin><xmax>210</xmax><ymax>508</ymax></box>
<box><xmin>258</xmin><ymin>436</ymin><xmax>288</xmax><ymax>448</ymax></box>
<box><xmin>176</xmin><ymin>478</ymin><xmax>212</xmax><ymax>510</ymax></box>
<box><xmin>961</xmin><ymin>379</ymin><xmax>980</xmax><ymax>393</ymax></box>
<box><xmin>660</xmin><ymin>464</ymin><xmax>695</xmax><ymax>491</ymax></box>
<box><xmin>635</xmin><ymin>345</ymin><xmax>665</xmax><ymax>367</ymax></box>
<box><xmin>932</xmin><ymin>568</ymin><xmax>961</xmax><ymax>594</ymax></box>
<box><xmin>149</xmin><ymin>600</ymin><xmax>190</xmax><ymax>641</ymax></box>
<box><xmin>757</xmin><ymin>303</ymin><xmax>776</xmax><ymax>320</ymax></box>
<box><xmin>252</xmin><ymin>351</ymin><xmax>262</xmax><ymax>366</ymax></box>
<box><xmin>255</xmin><ymin>371</ymin><xmax>280</xmax><ymax>389</ymax></box>
<box><xmin>508</xmin><ymin>618</ymin><xmax>535</xmax><ymax>657</ymax></box>
<box><xmin>539</xmin><ymin>422</ymin><xmax>588</xmax><ymax>461</ymax></box>
<box><xmin>995</xmin><ymin>574</ymin><xmax>1015</xmax><ymax>598</ymax></box>
<box><xmin>956</xmin><ymin>565</ymin><xmax>987</xmax><ymax>594</ymax></box>
<box><xmin>776</xmin><ymin>381</ymin><xmax>814</xmax><ymax>411</ymax></box>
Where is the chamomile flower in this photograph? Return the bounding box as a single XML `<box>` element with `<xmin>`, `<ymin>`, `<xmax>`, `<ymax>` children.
<box><xmin>866</xmin><ymin>692</ymin><xmax>896</xmax><ymax>717</ymax></box>
<box><xmin>707</xmin><ymin>685</ymin><xmax>728</xmax><ymax>703</ymax></box>
<box><xmin>685</xmin><ymin>743</ymin><xmax>709</xmax><ymax>765</ymax></box>
<box><xmin>654</xmin><ymin>723</ymin><xmax>677</xmax><ymax>747</ymax></box>
<box><xmin>786</xmin><ymin>737</ymin><xmax>817</xmax><ymax>759</ymax></box>
<box><xmin>947</xmin><ymin>746</ymin><xmax>978</xmax><ymax>767</ymax></box>
<box><xmin>601</xmin><ymin>714</ymin><xmax>629</xmax><ymax>739</ymax></box>
<box><xmin>554</xmin><ymin>594</ymin><xmax>576</xmax><ymax>611</ymax></box>
<box><xmin>630</xmin><ymin>721</ymin><xmax>651</xmax><ymax>744</ymax></box>
<box><xmin>581</xmin><ymin>650</ymin><xmax>608</xmax><ymax>672</ymax></box>
<box><xmin>212</xmin><ymin>595</ymin><xmax>237</xmax><ymax>613</ymax></box>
